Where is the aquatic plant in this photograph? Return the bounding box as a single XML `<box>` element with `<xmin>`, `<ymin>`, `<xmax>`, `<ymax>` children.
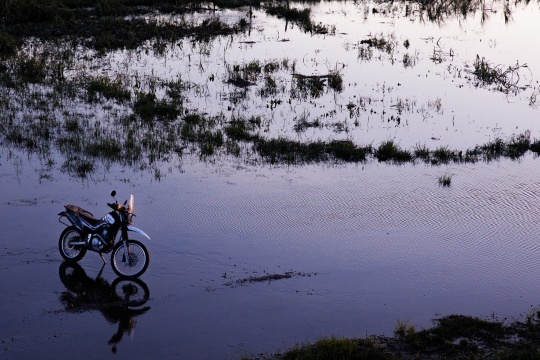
<box><xmin>360</xmin><ymin>33</ymin><xmax>396</xmax><ymax>54</ymax></box>
<box><xmin>376</xmin><ymin>140</ymin><xmax>412</xmax><ymax>163</ymax></box>
<box><xmin>133</xmin><ymin>92</ymin><xmax>181</xmax><ymax>122</ymax></box>
<box><xmin>254</xmin><ymin>137</ymin><xmax>369</xmax><ymax>165</ymax></box>
<box><xmin>328</xmin><ymin>71</ymin><xmax>343</xmax><ymax>92</ymax></box>
<box><xmin>472</xmin><ymin>55</ymin><xmax>528</xmax><ymax>93</ymax></box>
<box><xmin>438</xmin><ymin>174</ymin><xmax>452</xmax><ymax>187</ymax></box>
<box><xmin>293</xmin><ymin>112</ymin><xmax>321</xmax><ymax>133</ymax></box>
<box><xmin>402</xmin><ymin>53</ymin><xmax>415</xmax><ymax>68</ymax></box>
<box><xmin>432</xmin><ymin>146</ymin><xmax>459</xmax><ymax>164</ymax></box>
<box><xmin>86</xmin><ymin>76</ymin><xmax>131</xmax><ymax>103</ymax></box>
<box><xmin>413</xmin><ymin>144</ymin><xmax>430</xmax><ymax>160</ymax></box>
<box><xmin>224</xmin><ymin>116</ymin><xmax>261</xmax><ymax>141</ymax></box>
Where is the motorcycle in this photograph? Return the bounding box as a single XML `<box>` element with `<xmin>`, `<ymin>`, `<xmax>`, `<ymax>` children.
<box><xmin>58</xmin><ymin>190</ymin><xmax>151</xmax><ymax>278</ymax></box>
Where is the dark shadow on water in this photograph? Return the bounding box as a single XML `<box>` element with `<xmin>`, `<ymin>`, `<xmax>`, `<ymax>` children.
<box><xmin>58</xmin><ymin>261</ymin><xmax>151</xmax><ymax>353</ymax></box>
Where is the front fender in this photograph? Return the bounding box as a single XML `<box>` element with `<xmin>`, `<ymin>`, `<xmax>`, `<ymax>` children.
<box><xmin>127</xmin><ymin>225</ymin><xmax>151</xmax><ymax>241</ymax></box>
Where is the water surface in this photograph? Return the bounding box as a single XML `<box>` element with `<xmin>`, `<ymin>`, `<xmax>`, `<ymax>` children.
<box><xmin>2</xmin><ymin>1</ymin><xmax>540</xmax><ymax>359</ymax></box>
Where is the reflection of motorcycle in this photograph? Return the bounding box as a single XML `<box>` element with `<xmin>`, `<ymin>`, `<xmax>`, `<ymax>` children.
<box><xmin>58</xmin><ymin>261</ymin><xmax>150</xmax><ymax>353</ymax></box>
<box><xmin>58</xmin><ymin>190</ymin><xmax>150</xmax><ymax>278</ymax></box>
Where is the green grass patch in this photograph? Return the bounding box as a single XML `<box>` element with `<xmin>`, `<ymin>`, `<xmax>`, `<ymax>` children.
<box><xmin>87</xmin><ymin>76</ymin><xmax>131</xmax><ymax>103</ymax></box>
<box><xmin>376</xmin><ymin>140</ymin><xmax>412</xmax><ymax>162</ymax></box>
<box><xmin>257</xmin><ymin>312</ymin><xmax>540</xmax><ymax>359</ymax></box>
<box><xmin>438</xmin><ymin>174</ymin><xmax>452</xmax><ymax>187</ymax></box>
<box><xmin>277</xmin><ymin>336</ymin><xmax>394</xmax><ymax>360</ymax></box>
<box><xmin>133</xmin><ymin>92</ymin><xmax>181</xmax><ymax>122</ymax></box>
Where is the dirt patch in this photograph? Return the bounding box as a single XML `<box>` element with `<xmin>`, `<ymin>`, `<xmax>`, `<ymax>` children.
<box><xmin>223</xmin><ymin>271</ymin><xmax>318</xmax><ymax>288</ymax></box>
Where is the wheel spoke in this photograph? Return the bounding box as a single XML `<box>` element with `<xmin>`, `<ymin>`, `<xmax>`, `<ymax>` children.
<box><xmin>112</xmin><ymin>241</ymin><xmax>148</xmax><ymax>277</ymax></box>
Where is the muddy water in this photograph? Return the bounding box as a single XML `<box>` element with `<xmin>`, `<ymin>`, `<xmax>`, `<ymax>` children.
<box><xmin>3</xmin><ymin>1</ymin><xmax>540</xmax><ymax>359</ymax></box>
<box><xmin>2</xmin><ymin>153</ymin><xmax>540</xmax><ymax>359</ymax></box>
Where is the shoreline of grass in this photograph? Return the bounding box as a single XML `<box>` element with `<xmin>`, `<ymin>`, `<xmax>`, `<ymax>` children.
<box><xmin>247</xmin><ymin>311</ymin><xmax>540</xmax><ymax>359</ymax></box>
<box><xmin>251</xmin><ymin>131</ymin><xmax>540</xmax><ymax>166</ymax></box>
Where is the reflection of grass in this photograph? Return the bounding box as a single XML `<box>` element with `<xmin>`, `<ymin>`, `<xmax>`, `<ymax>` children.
<box><xmin>1</xmin><ymin>1</ymin><xmax>248</xmax><ymax>52</ymax></box>
<box><xmin>264</xmin><ymin>3</ymin><xmax>335</xmax><ymax>34</ymax></box>
<box><xmin>0</xmin><ymin>1</ymin><xmax>539</xmax><ymax>180</ymax></box>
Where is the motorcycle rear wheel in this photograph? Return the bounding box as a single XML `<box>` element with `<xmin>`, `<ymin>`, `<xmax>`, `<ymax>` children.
<box><xmin>59</xmin><ymin>226</ymin><xmax>87</xmax><ymax>262</ymax></box>
<box><xmin>111</xmin><ymin>240</ymin><xmax>149</xmax><ymax>278</ymax></box>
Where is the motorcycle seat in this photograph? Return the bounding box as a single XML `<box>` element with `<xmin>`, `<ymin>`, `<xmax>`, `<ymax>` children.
<box><xmin>64</xmin><ymin>204</ymin><xmax>102</xmax><ymax>226</ymax></box>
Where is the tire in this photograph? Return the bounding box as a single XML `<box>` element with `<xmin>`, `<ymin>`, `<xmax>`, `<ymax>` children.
<box><xmin>110</xmin><ymin>240</ymin><xmax>149</xmax><ymax>278</ymax></box>
<box><xmin>58</xmin><ymin>226</ymin><xmax>87</xmax><ymax>262</ymax></box>
<box><xmin>111</xmin><ymin>277</ymin><xmax>150</xmax><ymax>306</ymax></box>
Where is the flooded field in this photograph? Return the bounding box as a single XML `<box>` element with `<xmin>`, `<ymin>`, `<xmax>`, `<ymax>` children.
<box><xmin>2</xmin><ymin>0</ymin><xmax>540</xmax><ymax>359</ymax></box>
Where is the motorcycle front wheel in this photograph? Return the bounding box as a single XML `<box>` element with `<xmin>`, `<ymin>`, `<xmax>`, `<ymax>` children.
<box><xmin>58</xmin><ymin>226</ymin><xmax>87</xmax><ymax>262</ymax></box>
<box><xmin>111</xmin><ymin>240</ymin><xmax>149</xmax><ymax>278</ymax></box>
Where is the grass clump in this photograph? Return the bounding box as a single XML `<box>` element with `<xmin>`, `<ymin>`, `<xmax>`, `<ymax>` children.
<box><xmin>328</xmin><ymin>140</ymin><xmax>369</xmax><ymax>162</ymax></box>
<box><xmin>16</xmin><ymin>55</ymin><xmax>47</xmax><ymax>83</ymax></box>
<box><xmin>260</xmin><ymin>313</ymin><xmax>530</xmax><ymax>359</ymax></box>
<box><xmin>413</xmin><ymin>144</ymin><xmax>430</xmax><ymax>160</ymax></box>
<box><xmin>87</xmin><ymin>76</ymin><xmax>131</xmax><ymax>103</ymax></box>
<box><xmin>133</xmin><ymin>92</ymin><xmax>181</xmax><ymax>122</ymax></box>
<box><xmin>277</xmin><ymin>336</ymin><xmax>393</xmax><ymax>360</ymax></box>
<box><xmin>432</xmin><ymin>146</ymin><xmax>459</xmax><ymax>164</ymax></box>
<box><xmin>224</xmin><ymin>116</ymin><xmax>261</xmax><ymax>142</ymax></box>
<box><xmin>254</xmin><ymin>138</ymin><xmax>369</xmax><ymax>165</ymax></box>
<box><xmin>376</xmin><ymin>140</ymin><xmax>412</xmax><ymax>162</ymax></box>
<box><xmin>505</xmin><ymin>131</ymin><xmax>531</xmax><ymax>159</ymax></box>
<box><xmin>292</xmin><ymin>75</ymin><xmax>326</xmax><ymax>99</ymax></box>
<box><xmin>472</xmin><ymin>54</ymin><xmax>528</xmax><ymax>93</ymax></box>
<box><xmin>438</xmin><ymin>174</ymin><xmax>452</xmax><ymax>187</ymax></box>
<box><xmin>328</xmin><ymin>72</ymin><xmax>344</xmax><ymax>92</ymax></box>
<box><xmin>360</xmin><ymin>33</ymin><xmax>396</xmax><ymax>54</ymax></box>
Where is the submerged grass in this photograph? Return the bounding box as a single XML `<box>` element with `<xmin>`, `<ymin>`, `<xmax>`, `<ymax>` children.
<box><xmin>0</xmin><ymin>0</ymin><xmax>539</xmax><ymax>179</ymax></box>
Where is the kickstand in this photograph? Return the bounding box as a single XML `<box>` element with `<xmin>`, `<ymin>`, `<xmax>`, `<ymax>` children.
<box><xmin>96</xmin><ymin>261</ymin><xmax>106</xmax><ymax>278</ymax></box>
<box><xmin>99</xmin><ymin>253</ymin><xmax>107</xmax><ymax>264</ymax></box>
